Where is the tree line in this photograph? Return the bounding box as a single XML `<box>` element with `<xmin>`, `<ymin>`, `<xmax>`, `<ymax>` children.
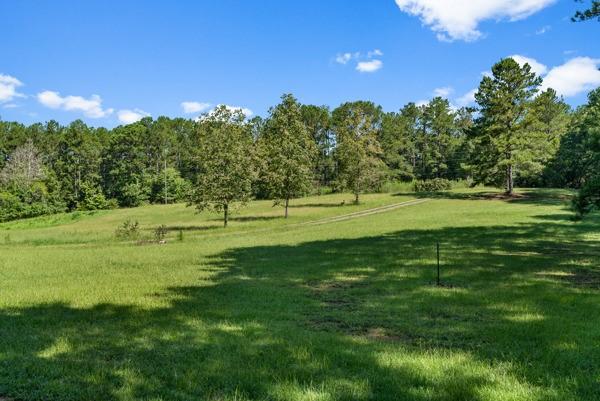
<box><xmin>1</xmin><ymin>58</ymin><xmax>599</xmax><ymax>224</ymax></box>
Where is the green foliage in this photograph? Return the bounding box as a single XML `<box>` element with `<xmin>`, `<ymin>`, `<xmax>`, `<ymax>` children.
<box><xmin>115</xmin><ymin>219</ymin><xmax>140</xmax><ymax>239</ymax></box>
<box><xmin>572</xmin><ymin>0</ymin><xmax>600</xmax><ymax>21</ymax></box>
<box><xmin>333</xmin><ymin>101</ymin><xmax>387</xmax><ymax>203</ymax></box>
<box><xmin>76</xmin><ymin>182</ymin><xmax>109</xmax><ymax>211</ymax></box>
<box><xmin>300</xmin><ymin>104</ymin><xmax>334</xmax><ymax>190</ymax></box>
<box><xmin>518</xmin><ymin>89</ymin><xmax>571</xmax><ymax>186</ymax></box>
<box><xmin>470</xmin><ymin>57</ymin><xmax>543</xmax><ymax>194</ymax></box>
<box><xmin>572</xmin><ymin>176</ymin><xmax>600</xmax><ymax>218</ymax></box>
<box><xmin>121</xmin><ymin>179</ymin><xmax>151</xmax><ymax>207</ymax></box>
<box><xmin>257</xmin><ymin>94</ymin><xmax>317</xmax><ymax>216</ymax></box>
<box><xmin>150</xmin><ymin>167</ymin><xmax>191</xmax><ymax>204</ymax></box>
<box><xmin>413</xmin><ymin>178</ymin><xmax>453</xmax><ymax>192</ymax></box>
<box><xmin>154</xmin><ymin>224</ymin><xmax>168</xmax><ymax>242</ymax></box>
<box><xmin>566</xmin><ymin>88</ymin><xmax>600</xmax><ymax>217</ymax></box>
<box><xmin>190</xmin><ymin>105</ymin><xmax>256</xmax><ymax>227</ymax></box>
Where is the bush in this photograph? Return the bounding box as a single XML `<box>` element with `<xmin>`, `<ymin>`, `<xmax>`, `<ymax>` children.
<box><xmin>378</xmin><ymin>180</ymin><xmax>416</xmax><ymax>193</ymax></box>
<box><xmin>572</xmin><ymin>177</ymin><xmax>600</xmax><ymax>219</ymax></box>
<box><xmin>0</xmin><ymin>189</ymin><xmax>65</xmax><ymax>222</ymax></box>
<box><xmin>121</xmin><ymin>181</ymin><xmax>150</xmax><ymax>207</ymax></box>
<box><xmin>150</xmin><ymin>168</ymin><xmax>191</xmax><ymax>204</ymax></box>
<box><xmin>154</xmin><ymin>225</ymin><xmax>168</xmax><ymax>242</ymax></box>
<box><xmin>413</xmin><ymin>178</ymin><xmax>453</xmax><ymax>192</ymax></box>
<box><xmin>115</xmin><ymin>219</ymin><xmax>140</xmax><ymax>239</ymax></box>
<box><xmin>77</xmin><ymin>183</ymin><xmax>109</xmax><ymax>211</ymax></box>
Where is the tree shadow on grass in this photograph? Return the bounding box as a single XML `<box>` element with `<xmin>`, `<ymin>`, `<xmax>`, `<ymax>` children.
<box><xmin>1</xmin><ymin>216</ymin><xmax>600</xmax><ymax>400</ymax></box>
<box><xmin>288</xmin><ymin>202</ymin><xmax>350</xmax><ymax>208</ymax></box>
<box><xmin>163</xmin><ymin>224</ymin><xmax>221</xmax><ymax>232</ymax></box>
<box><xmin>393</xmin><ymin>188</ymin><xmax>573</xmax><ymax>207</ymax></box>
<box><xmin>225</xmin><ymin>215</ymin><xmax>283</xmax><ymax>222</ymax></box>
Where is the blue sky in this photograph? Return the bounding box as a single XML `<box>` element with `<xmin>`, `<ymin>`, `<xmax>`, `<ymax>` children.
<box><xmin>1</xmin><ymin>0</ymin><xmax>599</xmax><ymax>127</ymax></box>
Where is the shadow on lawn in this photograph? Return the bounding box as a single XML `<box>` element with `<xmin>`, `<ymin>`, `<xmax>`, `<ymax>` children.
<box><xmin>1</xmin><ymin>216</ymin><xmax>600</xmax><ymax>400</ymax></box>
<box><xmin>394</xmin><ymin>188</ymin><xmax>573</xmax><ymax>207</ymax></box>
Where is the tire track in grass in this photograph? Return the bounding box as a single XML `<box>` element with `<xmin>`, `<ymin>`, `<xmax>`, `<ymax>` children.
<box><xmin>294</xmin><ymin>199</ymin><xmax>430</xmax><ymax>227</ymax></box>
<box><xmin>191</xmin><ymin>198</ymin><xmax>431</xmax><ymax>240</ymax></box>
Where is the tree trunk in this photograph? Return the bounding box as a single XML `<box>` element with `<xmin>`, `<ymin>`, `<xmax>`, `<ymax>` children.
<box><xmin>354</xmin><ymin>192</ymin><xmax>359</xmax><ymax>204</ymax></box>
<box><xmin>284</xmin><ymin>197</ymin><xmax>289</xmax><ymax>218</ymax></box>
<box><xmin>506</xmin><ymin>164</ymin><xmax>514</xmax><ymax>195</ymax></box>
<box><xmin>223</xmin><ymin>203</ymin><xmax>228</xmax><ymax>228</ymax></box>
<box><xmin>164</xmin><ymin>158</ymin><xmax>168</xmax><ymax>204</ymax></box>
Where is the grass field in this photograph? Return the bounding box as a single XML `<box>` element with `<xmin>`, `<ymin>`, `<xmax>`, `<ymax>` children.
<box><xmin>1</xmin><ymin>189</ymin><xmax>599</xmax><ymax>401</ymax></box>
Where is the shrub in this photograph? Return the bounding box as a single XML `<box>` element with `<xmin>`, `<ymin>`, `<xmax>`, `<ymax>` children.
<box><xmin>572</xmin><ymin>177</ymin><xmax>600</xmax><ymax>219</ymax></box>
<box><xmin>413</xmin><ymin>178</ymin><xmax>453</xmax><ymax>192</ymax></box>
<box><xmin>0</xmin><ymin>189</ymin><xmax>65</xmax><ymax>222</ymax></box>
<box><xmin>150</xmin><ymin>168</ymin><xmax>192</xmax><ymax>204</ymax></box>
<box><xmin>154</xmin><ymin>225</ymin><xmax>168</xmax><ymax>242</ymax></box>
<box><xmin>115</xmin><ymin>219</ymin><xmax>140</xmax><ymax>239</ymax></box>
<box><xmin>77</xmin><ymin>183</ymin><xmax>109</xmax><ymax>211</ymax></box>
<box><xmin>121</xmin><ymin>181</ymin><xmax>150</xmax><ymax>207</ymax></box>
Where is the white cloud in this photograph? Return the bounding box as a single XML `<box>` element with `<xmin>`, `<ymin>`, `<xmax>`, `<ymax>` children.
<box><xmin>335</xmin><ymin>50</ymin><xmax>383</xmax><ymax>69</ymax></box>
<box><xmin>455</xmin><ymin>88</ymin><xmax>477</xmax><ymax>107</ymax></box>
<box><xmin>2</xmin><ymin>103</ymin><xmax>19</xmax><ymax>109</ymax></box>
<box><xmin>541</xmin><ymin>57</ymin><xmax>600</xmax><ymax>97</ymax></box>
<box><xmin>335</xmin><ymin>52</ymin><xmax>354</xmax><ymax>65</ymax></box>
<box><xmin>433</xmin><ymin>86</ymin><xmax>454</xmax><ymax>97</ymax></box>
<box><xmin>510</xmin><ymin>54</ymin><xmax>548</xmax><ymax>76</ymax></box>
<box><xmin>117</xmin><ymin>108</ymin><xmax>151</xmax><ymax>124</ymax></box>
<box><xmin>0</xmin><ymin>74</ymin><xmax>25</xmax><ymax>103</ymax></box>
<box><xmin>196</xmin><ymin>104</ymin><xmax>253</xmax><ymax>121</ymax></box>
<box><xmin>395</xmin><ymin>0</ymin><xmax>556</xmax><ymax>42</ymax></box>
<box><xmin>181</xmin><ymin>101</ymin><xmax>211</xmax><ymax>114</ymax></box>
<box><xmin>535</xmin><ymin>25</ymin><xmax>551</xmax><ymax>35</ymax></box>
<box><xmin>37</xmin><ymin>90</ymin><xmax>114</xmax><ymax>118</ymax></box>
<box><xmin>356</xmin><ymin>59</ymin><xmax>383</xmax><ymax>73</ymax></box>
<box><xmin>218</xmin><ymin>104</ymin><xmax>253</xmax><ymax>117</ymax></box>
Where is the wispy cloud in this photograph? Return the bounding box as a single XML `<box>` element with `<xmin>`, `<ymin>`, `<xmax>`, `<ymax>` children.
<box><xmin>509</xmin><ymin>54</ymin><xmax>548</xmax><ymax>76</ymax></box>
<box><xmin>335</xmin><ymin>52</ymin><xmax>356</xmax><ymax>65</ymax></box>
<box><xmin>356</xmin><ymin>59</ymin><xmax>383</xmax><ymax>73</ymax></box>
<box><xmin>455</xmin><ymin>89</ymin><xmax>477</xmax><ymax>107</ymax></box>
<box><xmin>433</xmin><ymin>86</ymin><xmax>453</xmax><ymax>97</ymax></box>
<box><xmin>335</xmin><ymin>49</ymin><xmax>384</xmax><ymax>73</ymax></box>
<box><xmin>535</xmin><ymin>25</ymin><xmax>551</xmax><ymax>35</ymax></box>
<box><xmin>117</xmin><ymin>108</ymin><xmax>150</xmax><ymax>124</ymax></box>
<box><xmin>181</xmin><ymin>101</ymin><xmax>211</xmax><ymax>114</ymax></box>
<box><xmin>0</xmin><ymin>74</ymin><xmax>26</xmax><ymax>103</ymax></box>
<box><xmin>367</xmin><ymin>49</ymin><xmax>384</xmax><ymax>58</ymax></box>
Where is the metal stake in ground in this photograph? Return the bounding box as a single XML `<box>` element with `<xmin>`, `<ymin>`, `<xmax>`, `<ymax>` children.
<box><xmin>436</xmin><ymin>242</ymin><xmax>440</xmax><ymax>286</ymax></box>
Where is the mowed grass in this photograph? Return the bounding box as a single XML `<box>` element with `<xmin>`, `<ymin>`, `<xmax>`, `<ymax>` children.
<box><xmin>1</xmin><ymin>189</ymin><xmax>599</xmax><ymax>401</ymax></box>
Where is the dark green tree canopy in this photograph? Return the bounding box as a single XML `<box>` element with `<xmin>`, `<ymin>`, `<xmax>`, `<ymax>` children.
<box><xmin>572</xmin><ymin>0</ymin><xmax>600</xmax><ymax>21</ymax></box>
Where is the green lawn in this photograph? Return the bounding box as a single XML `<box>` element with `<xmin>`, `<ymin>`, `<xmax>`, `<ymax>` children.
<box><xmin>1</xmin><ymin>189</ymin><xmax>599</xmax><ymax>401</ymax></box>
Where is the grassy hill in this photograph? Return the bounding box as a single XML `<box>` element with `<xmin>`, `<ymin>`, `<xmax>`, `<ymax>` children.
<box><xmin>1</xmin><ymin>189</ymin><xmax>599</xmax><ymax>401</ymax></box>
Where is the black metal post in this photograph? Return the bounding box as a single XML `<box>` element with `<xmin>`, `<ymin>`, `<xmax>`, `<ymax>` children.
<box><xmin>436</xmin><ymin>242</ymin><xmax>440</xmax><ymax>286</ymax></box>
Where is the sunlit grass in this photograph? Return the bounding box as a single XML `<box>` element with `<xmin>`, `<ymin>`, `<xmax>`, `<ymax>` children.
<box><xmin>0</xmin><ymin>188</ymin><xmax>599</xmax><ymax>400</ymax></box>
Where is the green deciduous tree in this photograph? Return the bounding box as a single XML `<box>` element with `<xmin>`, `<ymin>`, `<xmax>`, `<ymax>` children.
<box><xmin>257</xmin><ymin>94</ymin><xmax>317</xmax><ymax>217</ymax></box>
<box><xmin>333</xmin><ymin>101</ymin><xmax>387</xmax><ymax>203</ymax></box>
<box><xmin>190</xmin><ymin>105</ymin><xmax>255</xmax><ymax>227</ymax></box>
<box><xmin>300</xmin><ymin>104</ymin><xmax>334</xmax><ymax>192</ymax></box>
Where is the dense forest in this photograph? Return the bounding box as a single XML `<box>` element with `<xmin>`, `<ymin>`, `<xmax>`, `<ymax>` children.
<box><xmin>1</xmin><ymin>58</ymin><xmax>599</xmax><ymax>224</ymax></box>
